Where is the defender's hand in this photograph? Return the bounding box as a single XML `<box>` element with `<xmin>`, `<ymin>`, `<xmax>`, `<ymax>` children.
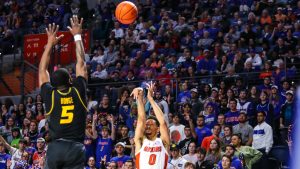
<box><xmin>68</xmin><ymin>15</ymin><xmax>83</xmax><ymax>36</ymax></box>
<box><xmin>46</xmin><ymin>23</ymin><xmax>64</xmax><ymax>46</ymax></box>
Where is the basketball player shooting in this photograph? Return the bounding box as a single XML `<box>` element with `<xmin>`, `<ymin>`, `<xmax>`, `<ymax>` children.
<box><xmin>39</xmin><ymin>16</ymin><xmax>88</xmax><ymax>169</ymax></box>
<box><xmin>131</xmin><ymin>82</ymin><xmax>170</xmax><ymax>169</ymax></box>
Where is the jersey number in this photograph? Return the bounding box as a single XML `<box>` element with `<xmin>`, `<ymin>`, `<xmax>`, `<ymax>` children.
<box><xmin>148</xmin><ymin>154</ymin><xmax>157</xmax><ymax>165</ymax></box>
<box><xmin>60</xmin><ymin>105</ymin><xmax>74</xmax><ymax>124</ymax></box>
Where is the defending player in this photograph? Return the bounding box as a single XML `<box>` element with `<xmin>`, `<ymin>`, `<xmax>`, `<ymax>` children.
<box><xmin>131</xmin><ymin>82</ymin><xmax>170</xmax><ymax>169</ymax></box>
<box><xmin>38</xmin><ymin>16</ymin><xmax>88</xmax><ymax>169</ymax></box>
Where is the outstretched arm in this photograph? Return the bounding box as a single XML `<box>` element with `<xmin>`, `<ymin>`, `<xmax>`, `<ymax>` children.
<box><xmin>38</xmin><ymin>24</ymin><xmax>64</xmax><ymax>87</ymax></box>
<box><xmin>132</xmin><ymin>88</ymin><xmax>146</xmax><ymax>152</ymax></box>
<box><xmin>147</xmin><ymin>82</ymin><xmax>170</xmax><ymax>148</ymax></box>
<box><xmin>67</xmin><ymin>16</ymin><xmax>87</xmax><ymax>80</ymax></box>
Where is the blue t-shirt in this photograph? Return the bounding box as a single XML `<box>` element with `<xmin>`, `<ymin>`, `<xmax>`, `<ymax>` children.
<box><xmin>0</xmin><ymin>153</ymin><xmax>11</xmax><ymax>169</ymax></box>
<box><xmin>96</xmin><ymin>137</ymin><xmax>113</xmax><ymax>168</ymax></box>
<box><xmin>218</xmin><ymin>156</ymin><xmax>243</xmax><ymax>169</ymax></box>
<box><xmin>195</xmin><ymin>127</ymin><xmax>212</xmax><ymax>146</ymax></box>
<box><xmin>110</xmin><ymin>155</ymin><xmax>132</xmax><ymax>168</ymax></box>
<box><xmin>225</xmin><ymin>111</ymin><xmax>240</xmax><ymax>126</ymax></box>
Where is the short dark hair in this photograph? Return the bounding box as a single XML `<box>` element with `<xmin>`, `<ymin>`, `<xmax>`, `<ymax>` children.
<box><xmin>232</xmin><ymin>133</ymin><xmax>242</xmax><ymax>142</ymax></box>
<box><xmin>229</xmin><ymin>99</ymin><xmax>237</xmax><ymax>104</ymax></box>
<box><xmin>147</xmin><ymin>116</ymin><xmax>160</xmax><ymax>127</ymax></box>
<box><xmin>51</xmin><ymin>68</ymin><xmax>70</xmax><ymax>88</ymax></box>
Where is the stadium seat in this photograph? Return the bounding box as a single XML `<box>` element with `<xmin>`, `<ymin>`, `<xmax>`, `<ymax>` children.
<box><xmin>268</xmin><ymin>146</ymin><xmax>290</xmax><ymax>169</ymax></box>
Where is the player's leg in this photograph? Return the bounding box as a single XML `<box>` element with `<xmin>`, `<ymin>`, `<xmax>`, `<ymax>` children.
<box><xmin>62</xmin><ymin>142</ymin><xmax>85</xmax><ymax>169</ymax></box>
<box><xmin>44</xmin><ymin>141</ymin><xmax>64</xmax><ymax>169</ymax></box>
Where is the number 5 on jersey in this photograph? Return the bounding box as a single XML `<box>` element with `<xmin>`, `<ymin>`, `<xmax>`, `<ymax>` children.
<box><xmin>60</xmin><ymin>105</ymin><xmax>74</xmax><ymax>124</ymax></box>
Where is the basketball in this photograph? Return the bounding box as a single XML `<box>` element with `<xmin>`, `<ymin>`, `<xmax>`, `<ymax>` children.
<box><xmin>115</xmin><ymin>1</ymin><xmax>138</xmax><ymax>25</ymax></box>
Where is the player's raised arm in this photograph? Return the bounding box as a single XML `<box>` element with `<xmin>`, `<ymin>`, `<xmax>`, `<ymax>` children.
<box><xmin>67</xmin><ymin>16</ymin><xmax>87</xmax><ymax>80</ymax></box>
<box><xmin>146</xmin><ymin>82</ymin><xmax>170</xmax><ymax>148</ymax></box>
<box><xmin>39</xmin><ymin>23</ymin><xmax>64</xmax><ymax>87</ymax></box>
<box><xmin>131</xmin><ymin>88</ymin><xmax>146</xmax><ymax>151</ymax></box>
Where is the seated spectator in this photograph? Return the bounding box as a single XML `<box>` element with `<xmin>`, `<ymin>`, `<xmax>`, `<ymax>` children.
<box><xmin>204</xmin><ymin>138</ymin><xmax>222</xmax><ymax>165</ymax></box>
<box><xmin>90</xmin><ymin>64</ymin><xmax>108</xmax><ymax>80</ymax></box>
<box><xmin>231</xmin><ymin>134</ymin><xmax>262</xmax><ymax>169</ymax></box>
<box><xmin>91</xmin><ymin>47</ymin><xmax>105</xmax><ymax>66</ymax></box>
<box><xmin>196</xmin><ymin>49</ymin><xmax>216</xmax><ymax>76</ymax></box>
<box><xmin>112</xmin><ymin>22</ymin><xmax>124</xmax><ymax>39</ymax></box>
<box><xmin>221</xmin><ymin>125</ymin><xmax>233</xmax><ymax>146</ymax></box>
<box><xmin>137</xmin><ymin>32</ymin><xmax>155</xmax><ymax>52</ymax></box>
<box><xmin>217</xmin><ymin>145</ymin><xmax>243</xmax><ymax>169</ymax></box>
<box><xmin>198</xmin><ymin>31</ymin><xmax>214</xmax><ymax>49</ymax></box>
<box><xmin>103</xmin><ymin>44</ymin><xmax>118</xmax><ymax>68</ymax></box>
<box><xmin>167</xmin><ymin>144</ymin><xmax>188</xmax><ymax>169</ymax></box>
<box><xmin>244</xmin><ymin>49</ymin><xmax>262</xmax><ymax>71</ymax></box>
<box><xmin>182</xmin><ymin>142</ymin><xmax>198</xmax><ymax>164</ymax></box>
<box><xmin>260</xmin><ymin>9</ymin><xmax>272</xmax><ymax>25</ymax></box>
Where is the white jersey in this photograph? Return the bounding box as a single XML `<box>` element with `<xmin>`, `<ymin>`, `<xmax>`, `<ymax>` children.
<box><xmin>135</xmin><ymin>138</ymin><xmax>169</xmax><ymax>169</ymax></box>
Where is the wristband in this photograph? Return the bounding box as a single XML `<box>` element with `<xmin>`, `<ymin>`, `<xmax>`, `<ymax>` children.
<box><xmin>74</xmin><ymin>34</ymin><xmax>82</xmax><ymax>41</ymax></box>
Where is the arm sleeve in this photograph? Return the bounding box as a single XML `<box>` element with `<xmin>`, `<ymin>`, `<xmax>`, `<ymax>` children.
<box><xmin>248</xmin><ymin>147</ymin><xmax>263</xmax><ymax>167</ymax></box>
<box><xmin>265</xmin><ymin>125</ymin><xmax>273</xmax><ymax>153</ymax></box>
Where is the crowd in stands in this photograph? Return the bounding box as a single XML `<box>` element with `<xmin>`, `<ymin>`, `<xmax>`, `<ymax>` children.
<box><xmin>0</xmin><ymin>0</ymin><xmax>300</xmax><ymax>168</ymax></box>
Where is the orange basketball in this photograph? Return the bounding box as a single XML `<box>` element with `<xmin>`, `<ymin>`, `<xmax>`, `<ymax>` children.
<box><xmin>115</xmin><ymin>1</ymin><xmax>138</xmax><ymax>25</ymax></box>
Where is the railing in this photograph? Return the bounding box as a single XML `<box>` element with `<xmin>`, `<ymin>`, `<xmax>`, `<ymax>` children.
<box><xmin>87</xmin><ymin>69</ymin><xmax>300</xmax><ymax>107</ymax></box>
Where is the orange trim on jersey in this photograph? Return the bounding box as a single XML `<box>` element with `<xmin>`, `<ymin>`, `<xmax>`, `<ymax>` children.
<box><xmin>135</xmin><ymin>152</ymin><xmax>140</xmax><ymax>169</ymax></box>
<box><xmin>164</xmin><ymin>153</ymin><xmax>168</xmax><ymax>169</ymax></box>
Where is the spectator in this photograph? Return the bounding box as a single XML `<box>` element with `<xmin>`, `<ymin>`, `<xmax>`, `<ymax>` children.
<box><xmin>225</xmin><ymin>99</ymin><xmax>240</xmax><ymax>126</ymax></box>
<box><xmin>178</xmin><ymin>121</ymin><xmax>197</xmax><ymax>155</ymax></box>
<box><xmin>201</xmin><ymin>124</ymin><xmax>221</xmax><ymax>151</ymax></box>
<box><xmin>280</xmin><ymin>90</ymin><xmax>295</xmax><ymax>143</ymax></box>
<box><xmin>204</xmin><ymin>138</ymin><xmax>222</xmax><ymax>165</ymax></box>
<box><xmin>122</xmin><ymin>160</ymin><xmax>134</xmax><ymax>169</ymax></box>
<box><xmin>199</xmin><ymin>103</ymin><xmax>216</xmax><ymax>129</ymax></box>
<box><xmin>177</xmin><ymin>82</ymin><xmax>191</xmax><ymax>104</ymax></box>
<box><xmin>10</xmin><ymin>127</ymin><xmax>21</xmax><ymax>148</ymax></box>
<box><xmin>233</xmin><ymin>112</ymin><xmax>254</xmax><ymax>146</ymax></box>
<box><xmin>167</xmin><ymin>144</ymin><xmax>188</xmax><ymax>169</ymax></box>
<box><xmin>256</xmin><ymin>91</ymin><xmax>274</xmax><ymax>127</ymax></box>
<box><xmin>245</xmin><ymin>49</ymin><xmax>262</xmax><ymax>70</ymax></box>
<box><xmin>110</xmin><ymin>142</ymin><xmax>131</xmax><ymax>168</ymax></box>
<box><xmin>195</xmin><ymin>115</ymin><xmax>212</xmax><ymax>146</ymax></box>
<box><xmin>103</xmin><ymin>44</ymin><xmax>118</xmax><ymax>68</ymax></box>
<box><xmin>170</xmin><ymin>114</ymin><xmax>186</xmax><ymax>144</ymax></box>
<box><xmin>221</xmin><ymin>125</ymin><xmax>233</xmax><ymax>146</ymax></box>
<box><xmin>231</xmin><ymin>134</ymin><xmax>262</xmax><ymax>169</ymax></box>
<box><xmin>112</xmin><ymin>22</ymin><xmax>124</xmax><ymax>39</ymax></box>
<box><xmin>252</xmin><ymin>111</ymin><xmax>273</xmax><ymax>169</ymax></box>
<box><xmin>85</xmin><ymin>156</ymin><xmax>97</xmax><ymax>169</ymax></box>
<box><xmin>0</xmin><ymin>136</ymin><xmax>27</xmax><ymax>169</ymax></box>
<box><xmin>93</xmin><ymin>114</ymin><xmax>115</xmax><ymax>168</ymax></box>
<box><xmin>0</xmin><ymin>142</ymin><xmax>11</xmax><ymax>169</ymax></box>
<box><xmin>182</xmin><ymin>142</ymin><xmax>198</xmax><ymax>164</ymax></box>
<box><xmin>90</xmin><ymin>64</ymin><xmax>108</xmax><ymax>80</ymax></box>
<box><xmin>217</xmin><ymin>145</ymin><xmax>243</xmax><ymax>169</ymax></box>
<box><xmin>32</xmin><ymin>138</ymin><xmax>46</xmax><ymax>168</ymax></box>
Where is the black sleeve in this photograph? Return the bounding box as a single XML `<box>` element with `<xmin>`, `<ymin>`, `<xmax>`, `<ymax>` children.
<box><xmin>73</xmin><ymin>76</ymin><xmax>87</xmax><ymax>100</ymax></box>
<box><xmin>41</xmin><ymin>83</ymin><xmax>54</xmax><ymax>112</ymax></box>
